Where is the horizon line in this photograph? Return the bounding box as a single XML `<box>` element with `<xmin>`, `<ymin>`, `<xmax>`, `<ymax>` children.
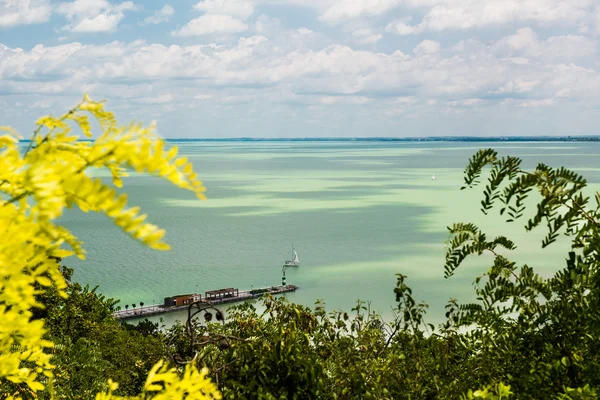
<box><xmin>18</xmin><ymin>135</ymin><xmax>600</xmax><ymax>143</ymax></box>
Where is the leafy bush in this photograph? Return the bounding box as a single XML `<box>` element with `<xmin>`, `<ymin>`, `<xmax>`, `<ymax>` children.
<box><xmin>0</xmin><ymin>96</ymin><xmax>220</xmax><ymax>399</ymax></box>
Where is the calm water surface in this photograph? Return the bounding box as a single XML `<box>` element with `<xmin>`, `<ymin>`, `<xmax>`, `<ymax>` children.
<box><xmin>60</xmin><ymin>141</ymin><xmax>600</xmax><ymax>325</ymax></box>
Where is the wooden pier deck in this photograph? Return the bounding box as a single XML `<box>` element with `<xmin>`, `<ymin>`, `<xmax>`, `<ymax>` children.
<box><xmin>113</xmin><ymin>284</ymin><xmax>298</xmax><ymax>321</ymax></box>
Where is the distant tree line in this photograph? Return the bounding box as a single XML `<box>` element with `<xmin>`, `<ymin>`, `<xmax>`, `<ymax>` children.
<box><xmin>151</xmin><ymin>136</ymin><xmax>600</xmax><ymax>143</ymax></box>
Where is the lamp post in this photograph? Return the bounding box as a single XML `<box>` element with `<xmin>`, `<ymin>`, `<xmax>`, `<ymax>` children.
<box><xmin>282</xmin><ymin>265</ymin><xmax>287</xmax><ymax>287</ymax></box>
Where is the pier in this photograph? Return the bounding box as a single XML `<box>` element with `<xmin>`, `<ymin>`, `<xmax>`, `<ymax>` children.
<box><xmin>113</xmin><ymin>284</ymin><xmax>298</xmax><ymax>321</ymax></box>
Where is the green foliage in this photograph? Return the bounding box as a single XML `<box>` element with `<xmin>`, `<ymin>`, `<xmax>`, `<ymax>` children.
<box><xmin>33</xmin><ymin>265</ymin><xmax>168</xmax><ymax>399</ymax></box>
<box><xmin>445</xmin><ymin>148</ymin><xmax>600</xmax><ymax>398</ymax></box>
<box><xmin>165</xmin><ymin>293</ymin><xmax>473</xmax><ymax>399</ymax></box>
<box><xmin>168</xmin><ymin>298</ymin><xmax>326</xmax><ymax>399</ymax></box>
<box><xmin>462</xmin><ymin>383</ymin><xmax>513</xmax><ymax>399</ymax></box>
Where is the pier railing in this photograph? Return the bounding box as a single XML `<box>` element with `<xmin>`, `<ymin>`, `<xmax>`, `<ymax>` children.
<box><xmin>112</xmin><ymin>284</ymin><xmax>298</xmax><ymax>321</ymax></box>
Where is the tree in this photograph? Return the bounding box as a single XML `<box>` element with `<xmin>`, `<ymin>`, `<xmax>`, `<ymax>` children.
<box><xmin>27</xmin><ymin>264</ymin><xmax>169</xmax><ymax>398</ymax></box>
<box><xmin>125</xmin><ymin>304</ymin><xmax>129</xmax><ymax>312</ymax></box>
<box><xmin>140</xmin><ymin>301</ymin><xmax>145</xmax><ymax>308</ymax></box>
<box><xmin>165</xmin><ymin>291</ymin><xmax>468</xmax><ymax>399</ymax></box>
<box><xmin>0</xmin><ymin>95</ymin><xmax>220</xmax><ymax>399</ymax></box>
<box><xmin>441</xmin><ymin>148</ymin><xmax>600</xmax><ymax>398</ymax></box>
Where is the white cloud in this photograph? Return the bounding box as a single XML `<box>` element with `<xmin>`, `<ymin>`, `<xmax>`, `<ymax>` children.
<box><xmin>257</xmin><ymin>0</ymin><xmax>595</xmax><ymax>33</ymax></box>
<box><xmin>387</xmin><ymin>0</ymin><xmax>595</xmax><ymax>34</ymax></box>
<box><xmin>71</xmin><ymin>12</ymin><xmax>121</xmax><ymax>32</ymax></box>
<box><xmin>385</xmin><ymin>20</ymin><xmax>419</xmax><ymax>35</ymax></box>
<box><xmin>446</xmin><ymin>98</ymin><xmax>484</xmax><ymax>107</ymax></box>
<box><xmin>319</xmin><ymin>0</ymin><xmax>401</xmax><ymax>25</ymax></box>
<box><xmin>176</xmin><ymin>0</ymin><xmax>255</xmax><ymax>36</ymax></box>
<box><xmin>3</xmin><ymin>22</ymin><xmax>600</xmax><ymax>136</ymax></box>
<box><xmin>138</xmin><ymin>93</ymin><xmax>173</xmax><ymax>104</ymax></box>
<box><xmin>253</xmin><ymin>14</ymin><xmax>281</xmax><ymax>34</ymax></box>
<box><xmin>2</xmin><ymin>30</ymin><xmax>598</xmax><ymax>105</ymax></box>
<box><xmin>495</xmin><ymin>28</ymin><xmax>596</xmax><ymax>61</ymax></box>
<box><xmin>142</xmin><ymin>4</ymin><xmax>174</xmax><ymax>25</ymax></box>
<box><xmin>516</xmin><ymin>98</ymin><xmax>555</xmax><ymax>107</ymax></box>
<box><xmin>451</xmin><ymin>29</ymin><xmax>596</xmax><ymax>66</ymax></box>
<box><xmin>57</xmin><ymin>0</ymin><xmax>138</xmax><ymax>33</ymax></box>
<box><xmin>0</xmin><ymin>0</ymin><xmax>51</xmax><ymax>27</ymax></box>
<box><xmin>396</xmin><ymin>96</ymin><xmax>417</xmax><ymax>104</ymax></box>
<box><xmin>413</xmin><ymin>40</ymin><xmax>440</xmax><ymax>55</ymax></box>
<box><xmin>297</xmin><ymin>27</ymin><xmax>313</xmax><ymax>35</ymax></box>
<box><xmin>494</xmin><ymin>79</ymin><xmax>540</xmax><ymax>94</ymax></box>
<box><xmin>194</xmin><ymin>0</ymin><xmax>254</xmax><ymax>19</ymax></box>
<box><xmin>219</xmin><ymin>94</ymin><xmax>255</xmax><ymax>103</ymax></box>
<box><xmin>351</xmin><ymin>28</ymin><xmax>382</xmax><ymax>44</ymax></box>
<box><xmin>31</xmin><ymin>98</ymin><xmax>57</xmax><ymax>108</ymax></box>
<box><xmin>320</xmin><ymin>95</ymin><xmax>371</xmax><ymax>105</ymax></box>
<box><xmin>173</xmin><ymin>14</ymin><xmax>248</xmax><ymax>36</ymax></box>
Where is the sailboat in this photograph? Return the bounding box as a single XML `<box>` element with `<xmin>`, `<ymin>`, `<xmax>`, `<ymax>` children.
<box><xmin>431</xmin><ymin>174</ymin><xmax>437</xmax><ymax>180</ymax></box>
<box><xmin>284</xmin><ymin>245</ymin><xmax>300</xmax><ymax>267</ymax></box>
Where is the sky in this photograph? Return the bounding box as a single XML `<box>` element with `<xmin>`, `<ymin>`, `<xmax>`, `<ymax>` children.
<box><xmin>0</xmin><ymin>0</ymin><xmax>599</xmax><ymax>138</ymax></box>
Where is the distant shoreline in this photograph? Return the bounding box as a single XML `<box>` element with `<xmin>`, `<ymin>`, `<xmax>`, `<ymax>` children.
<box><xmin>163</xmin><ymin>136</ymin><xmax>600</xmax><ymax>142</ymax></box>
<box><xmin>18</xmin><ymin>136</ymin><xmax>600</xmax><ymax>143</ymax></box>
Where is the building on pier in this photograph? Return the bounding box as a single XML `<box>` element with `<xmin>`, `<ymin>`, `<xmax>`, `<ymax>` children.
<box><xmin>205</xmin><ymin>287</ymin><xmax>239</xmax><ymax>301</ymax></box>
<box><xmin>163</xmin><ymin>293</ymin><xmax>201</xmax><ymax>307</ymax></box>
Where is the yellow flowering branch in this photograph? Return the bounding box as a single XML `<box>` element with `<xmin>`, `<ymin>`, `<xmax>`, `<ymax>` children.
<box><xmin>0</xmin><ymin>95</ymin><xmax>219</xmax><ymax>399</ymax></box>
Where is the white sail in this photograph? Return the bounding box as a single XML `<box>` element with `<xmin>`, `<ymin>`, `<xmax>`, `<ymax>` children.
<box><xmin>284</xmin><ymin>246</ymin><xmax>300</xmax><ymax>266</ymax></box>
<box><xmin>431</xmin><ymin>174</ymin><xmax>437</xmax><ymax>180</ymax></box>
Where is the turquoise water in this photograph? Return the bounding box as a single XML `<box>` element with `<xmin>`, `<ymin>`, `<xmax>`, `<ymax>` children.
<box><xmin>61</xmin><ymin>141</ymin><xmax>600</xmax><ymax>326</ymax></box>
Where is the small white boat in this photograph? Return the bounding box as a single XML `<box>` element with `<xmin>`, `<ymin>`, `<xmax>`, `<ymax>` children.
<box><xmin>284</xmin><ymin>245</ymin><xmax>299</xmax><ymax>267</ymax></box>
<box><xmin>431</xmin><ymin>174</ymin><xmax>437</xmax><ymax>180</ymax></box>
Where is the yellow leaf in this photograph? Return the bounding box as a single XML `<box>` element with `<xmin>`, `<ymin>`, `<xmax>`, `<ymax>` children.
<box><xmin>149</xmin><ymin>242</ymin><xmax>170</xmax><ymax>251</ymax></box>
<box><xmin>36</xmin><ymin>277</ymin><xmax>52</xmax><ymax>287</ymax></box>
<box><xmin>166</xmin><ymin>145</ymin><xmax>178</xmax><ymax>160</ymax></box>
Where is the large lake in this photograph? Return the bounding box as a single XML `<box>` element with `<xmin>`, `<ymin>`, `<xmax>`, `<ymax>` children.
<box><xmin>61</xmin><ymin>141</ymin><xmax>600</xmax><ymax>326</ymax></box>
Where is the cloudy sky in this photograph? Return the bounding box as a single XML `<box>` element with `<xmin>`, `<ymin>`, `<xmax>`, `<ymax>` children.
<box><xmin>1</xmin><ymin>0</ymin><xmax>599</xmax><ymax>137</ymax></box>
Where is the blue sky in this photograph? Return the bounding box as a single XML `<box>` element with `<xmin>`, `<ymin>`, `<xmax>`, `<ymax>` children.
<box><xmin>1</xmin><ymin>0</ymin><xmax>599</xmax><ymax>138</ymax></box>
